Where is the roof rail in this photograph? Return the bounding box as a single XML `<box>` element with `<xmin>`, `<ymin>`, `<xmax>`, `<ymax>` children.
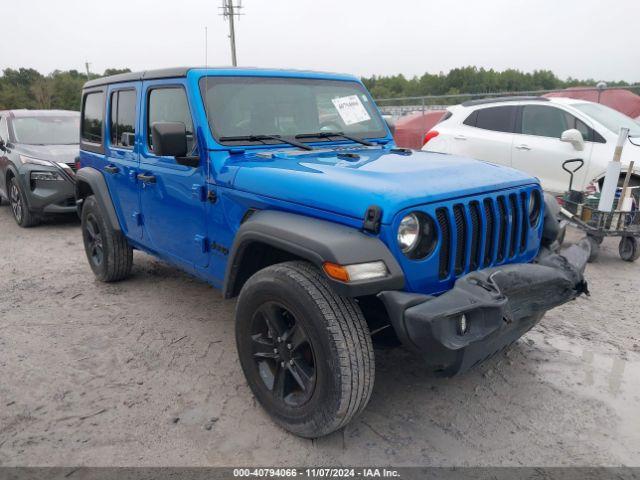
<box><xmin>461</xmin><ymin>96</ymin><xmax>550</xmax><ymax>107</ymax></box>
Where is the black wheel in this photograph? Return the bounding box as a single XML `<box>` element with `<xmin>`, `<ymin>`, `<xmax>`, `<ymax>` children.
<box><xmin>586</xmin><ymin>235</ymin><xmax>600</xmax><ymax>263</ymax></box>
<box><xmin>81</xmin><ymin>195</ymin><xmax>133</xmax><ymax>282</ymax></box>
<box><xmin>619</xmin><ymin>236</ymin><xmax>640</xmax><ymax>262</ymax></box>
<box><xmin>8</xmin><ymin>177</ymin><xmax>38</xmax><ymax>227</ymax></box>
<box><xmin>236</xmin><ymin>261</ymin><xmax>374</xmax><ymax>438</ymax></box>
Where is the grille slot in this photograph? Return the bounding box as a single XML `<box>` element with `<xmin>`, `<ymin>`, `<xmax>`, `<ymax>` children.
<box><xmin>436</xmin><ymin>208</ymin><xmax>451</xmax><ymax>279</ymax></box>
<box><xmin>519</xmin><ymin>192</ymin><xmax>528</xmax><ymax>252</ymax></box>
<box><xmin>453</xmin><ymin>204</ymin><xmax>467</xmax><ymax>276</ymax></box>
<box><xmin>483</xmin><ymin>198</ymin><xmax>495</xmax><ymax>266</ymax></box>
<box><xmin>496</xmin><ymin>196</ymin><xmax>508</xmax><ymax>262</ymax></box>
<box><xmin>509</xmin><ymin>194</ymin><xmax>519</xmax><ymax>258</ymax></box>
<box><xmin>469</xmin><ymin>201</ymin><xmax>481</xmax><ymax>271</ymax></box>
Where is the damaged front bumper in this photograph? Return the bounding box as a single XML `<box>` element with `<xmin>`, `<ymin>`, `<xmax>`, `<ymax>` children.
<box><xmin>378</xmin><ymin>240</ymin><xmax>590</xmax><ymax>376</ymax></box>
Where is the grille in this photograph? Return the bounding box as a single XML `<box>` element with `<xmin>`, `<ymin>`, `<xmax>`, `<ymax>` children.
<box><xmin>66</xmin><ymin>162</ymin><xmax>78</xmax><ymax>172</ymax></box>
<box><xmin>436</xmin><ymin>191</ymin><xmax>533</xmax><ymax>280</ymax></box>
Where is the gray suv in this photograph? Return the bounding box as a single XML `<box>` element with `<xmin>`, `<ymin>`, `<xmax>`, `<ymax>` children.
<box><xmin>0</xmin><ymin>110</ymin><xmax>80</xmax><ymax>227</ymax></box>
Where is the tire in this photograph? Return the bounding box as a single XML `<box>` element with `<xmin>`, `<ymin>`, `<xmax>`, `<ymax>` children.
<box><xmin>235</xmin><ymin>261</ymin><xmax>375</xmax><ymax>438</ymax></box>
<box><xmin>586</xmin><ymin>235</ymin><xmax>600</xmax><ymax>263</ymax></box>
<box><xmin>8</xmin><ymin>176</ymin><xmax>39</xmax><ymax>227</ymax></box>
<box><xmin>81</xmin><ymin>195</ymin><xmax>133</xmax><ymax>282</ymax></box>
<box><xmin>619</xmin><ymin>236</ymin><xmax>640</xmax><ymax>262</ymax></box>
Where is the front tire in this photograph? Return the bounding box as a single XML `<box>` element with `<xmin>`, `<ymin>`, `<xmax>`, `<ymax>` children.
<box><xmin>235</xmin><ymin>261</ymin><xmax>375</xmax><ymax>438</ymax></box>
<box><xmin>81</xmin><ymin>195</ymin><xmax>133</xmax><ymax>282</ymax></box>
<box><xmin>8</xmin><ymin>177</ymin><xmax>39</xmax><ymax>227</ymax></box>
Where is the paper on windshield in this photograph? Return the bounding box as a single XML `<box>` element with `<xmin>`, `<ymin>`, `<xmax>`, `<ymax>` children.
<box><xmin>331</xmin><ymin>95</ymin><xmax>371</xmax><ymax>126</ymax></box>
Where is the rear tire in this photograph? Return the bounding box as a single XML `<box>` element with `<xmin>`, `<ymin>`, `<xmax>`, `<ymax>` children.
<box><xmin>235</xmin><ymin>261</ymin><xmax>375</xmax><ymax>438</ymax></box>
<box><xmin>81</xmin><ymin>195</ymin><xmax>133</xmax><ymax>282</ymax></box>
<box><xmin>619</xmin><ymin>236</ymin><xmax>640</xmax><ymax>262</ymax></box>
<box><xmin>8</xmin><ymin>177</ymin><xmax>39</xmax><ymax>228</ymax></box>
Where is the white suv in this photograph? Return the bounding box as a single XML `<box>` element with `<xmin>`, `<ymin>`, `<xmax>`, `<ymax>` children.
<box><xmin>423</xmin><ymin>96</ymin><xmax>640</xmax><ymax>195</ymax></box>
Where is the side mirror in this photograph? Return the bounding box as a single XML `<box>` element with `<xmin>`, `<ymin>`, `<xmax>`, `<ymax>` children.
<box><xmin>560</xmin><ymin>129</ymin><xmax>585</xmax><ymax>151</ymax></box>
<box><xmin>151</xmin><ymin>122</ymin><xmax>188</xmax><ymax>158</ymax></box>
<box><xmin>0</xmin><ymin>137</ymin><xmax>5</xmax><ymax>152</ymax></box>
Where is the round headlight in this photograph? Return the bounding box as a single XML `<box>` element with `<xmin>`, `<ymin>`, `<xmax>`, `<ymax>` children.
<box><xmin>529</xmin><ymin>190</ymin><xmax>541</xmax><ymax>226</ymax></box>
<box><xmin>397</xmin><ymin>212</ymin><xmax>438</xmax><ymax>259</ymax></box>
<box><xmin>398</xmin><ymin>213</ymin><xmax>420</xmax><ymax>253</ymax></box>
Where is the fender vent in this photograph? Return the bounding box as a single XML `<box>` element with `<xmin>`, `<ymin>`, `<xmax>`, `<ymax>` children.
<box><xmin>436</xmin><ymin>208</ymin><xmax>451</xmax><ymax>279</ymax></box>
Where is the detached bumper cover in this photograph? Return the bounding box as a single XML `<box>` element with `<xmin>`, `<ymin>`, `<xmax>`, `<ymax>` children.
<box><xmin>379</xmin><ymin>240</ymin><xmax>590</xmax><ymax>376</ymax></box>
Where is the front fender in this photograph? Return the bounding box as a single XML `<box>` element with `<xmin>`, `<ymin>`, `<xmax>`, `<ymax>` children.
<box><xmin>223</xmin><ymin>210</ymin><xmax>405</xmax><ymax>298</ymax></box>
<box><xmin>75</xmin><ymin>167</ymin><xmax>120</xmax><ymax>231</ymax></box>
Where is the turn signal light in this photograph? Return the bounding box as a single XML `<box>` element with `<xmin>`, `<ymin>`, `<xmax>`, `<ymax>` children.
<box><xmin>423</xmin><ymin>130</ymin><xmax>439</xmax><ymax>146</ymax></box>
<box><xmin>323</xmin><ymin>262</ymin><xmax>350</xmax><ymax>282</ymax></box>
<box><xmin>323</xmin><ymin>261</ymin><xmax>388</xmax><ymax>283</ymax></box>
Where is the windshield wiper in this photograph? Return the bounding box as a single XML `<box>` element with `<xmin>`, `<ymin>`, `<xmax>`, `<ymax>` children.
<box><xmin>295</xmin><ymin>132</ymin><xmax>374</xmax><ymax>147</ymax></box>
<box><xmin>219</xmin><ymin>134</ymin><xmax>313</xmax><ymax>151</ymax></box>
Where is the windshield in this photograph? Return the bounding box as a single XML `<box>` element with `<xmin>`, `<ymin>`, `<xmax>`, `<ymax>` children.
<box><xmin>12</xmin><ymin>115</ymin><xmax>80</xmax><ymax>145</ymax></box>
<box><xmin>199</xmin><ymin>76</ymin><xmax>387</xmax><ymax>146</ymax></box>
<box><xmin>573</xmin><ymin>102</ymin><xmax>640</xmax><ymax>136</ymax></box>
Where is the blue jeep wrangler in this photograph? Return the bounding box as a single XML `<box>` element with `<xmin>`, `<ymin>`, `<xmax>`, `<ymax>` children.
<box><xmin>75</xmin><ymin>67</ymin><xmax>589</xmax><ymax>438</ymax></box>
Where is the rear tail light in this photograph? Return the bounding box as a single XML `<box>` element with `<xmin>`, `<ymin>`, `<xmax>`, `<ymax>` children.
<box><xmin>423</xmin><ymin>130</ymin><xmax>439</xmax><ymax>146</ymax></box>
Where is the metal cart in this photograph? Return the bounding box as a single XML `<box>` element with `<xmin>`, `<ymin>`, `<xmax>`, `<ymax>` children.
<box><xmin>559</xmin><ymin>159</ymin><xmax>640</xmax><ymax>263</ymax></box>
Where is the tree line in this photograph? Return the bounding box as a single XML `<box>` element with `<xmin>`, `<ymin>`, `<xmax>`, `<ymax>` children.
<box><xmin>0</xmin><ymin>66</ymin><xmax>636</xmax><ymax>111</ymax></box>
<box><xmin>361</xmin><ymin>66</ymin><xmax>635</xmax><ymax>100</ymax></box>
<box><xmin>0</xmin><ymin>68</ymin><xmax>131</xmax><ymax>111</ymax></box>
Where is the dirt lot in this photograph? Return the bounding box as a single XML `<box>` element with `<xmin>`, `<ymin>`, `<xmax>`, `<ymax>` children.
<box><xmin>0</xmin><ymin>204</ymin><xmax>639</xmax><ymax>467</ymax></box>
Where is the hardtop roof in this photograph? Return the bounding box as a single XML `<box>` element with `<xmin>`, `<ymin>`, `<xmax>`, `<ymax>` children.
<box><xmin>83</xmin><ymin>66</ymin><xmax>359</xmax><ymax>89</ymax></box>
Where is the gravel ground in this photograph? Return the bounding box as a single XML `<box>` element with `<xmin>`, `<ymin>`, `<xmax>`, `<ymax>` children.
<box><xmin>0</xmin><ymin>204</ymin><xmax>639</xmax><ymax>467</ymax></box>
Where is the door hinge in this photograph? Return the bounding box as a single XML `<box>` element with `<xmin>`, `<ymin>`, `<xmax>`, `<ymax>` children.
<box><xmin>194</xmin><ymin>234</ymin><xmax>209</xmax><ymax>253</ymax></box>
<box><xmin>192</xmin><ymin>184</ymin><xmax>207</xmax><ymax>202</ymax></box>
<box><xmin>207</xmin><ymin>190</ymin><xmax>218</xmax><ymax>204</ymax></box>
<box><xmin>132</xmin><ymin>211</ymin><xmax>143</xmax><ymax>226</ymax></box>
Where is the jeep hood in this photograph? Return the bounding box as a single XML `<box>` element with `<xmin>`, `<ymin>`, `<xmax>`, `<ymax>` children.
<box><xmin>228</xmin><ymin>147</ymin><xmax>538</xmax><ymax>224</ymax></box>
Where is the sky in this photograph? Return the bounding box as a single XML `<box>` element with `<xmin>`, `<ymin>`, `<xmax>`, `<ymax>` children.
<box><xmin>2</xmin><ymin>0</ymin><xmax>639</xmax><ymax>82</ymax></box>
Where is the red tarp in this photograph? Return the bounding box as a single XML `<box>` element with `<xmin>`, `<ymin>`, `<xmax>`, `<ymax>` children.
<box><xmin>544</xmin><ymin>88</ymin><xmax>640</xmax><ymax>120</ymax></box>
<box><xmin>393</xmin><ymin>110</ymin><xmax>446</xmax><ymax>150</ymax></box>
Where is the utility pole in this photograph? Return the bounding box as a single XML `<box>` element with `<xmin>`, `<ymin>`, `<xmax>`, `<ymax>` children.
<box><xmin>85</xmin><ymin>62</ymin><xmax>91</xmax><ymax>77</ymax></box>
<box><xmin>220</xmin><ymin>0</ymin><xmax>243</xmax><ymax>66</ymax></box>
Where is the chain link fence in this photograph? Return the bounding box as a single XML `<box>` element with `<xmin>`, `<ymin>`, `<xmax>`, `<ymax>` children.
<box><xmin>375</xmin><ymin>85</ymin><xmax>640</xmax><ymax>119</ymax></box>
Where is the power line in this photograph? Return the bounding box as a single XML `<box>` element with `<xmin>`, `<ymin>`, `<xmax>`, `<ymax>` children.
<box><xmin>219</xmin><ymin>0</ymin><xmax>243</xmax><ymax>67</ymax></box>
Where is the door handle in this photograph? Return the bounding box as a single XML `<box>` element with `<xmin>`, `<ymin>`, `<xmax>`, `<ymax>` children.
<box><xmin>515</xmin><ymin>144</ymin><xmax>532</xmax><ymax>151</ymax></box>
<box><xmin>454</xmin><ymin>135</ymin><xmax>467</xmax><ymax>140</ymax></box>
<box><xmin>137</xmin><ymin>173</ymin><xmax>156</xmax><ymax>184</ymax></box>
<box><xmin>104</xmin><ymin>165</ymin><xmax>120</xmax><ymax>174</ymax></box>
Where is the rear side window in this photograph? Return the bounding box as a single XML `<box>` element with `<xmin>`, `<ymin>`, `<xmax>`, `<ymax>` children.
<box><xmin>521</xmin><ymin>105</ymin><xmax>568</xmax><ymax>138</ymax></box>
<box><xmin>110</xmin><ymin>89</ymin><xmax>137</xmax><ymax>149</ymax></box>
<box><xmin>81</xmin><ymin>91</ymin><xmax>104</xmax><ymax>144</ymax></box>
<box><xmin>147</xmin><ymin>87</ymin><xmax>194</xmax><ymax>153</ymax></box>
<box><xmin>470</xmin><ymin>106</ymin><xmax>516</xmax><ymax>132</ymax></box>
